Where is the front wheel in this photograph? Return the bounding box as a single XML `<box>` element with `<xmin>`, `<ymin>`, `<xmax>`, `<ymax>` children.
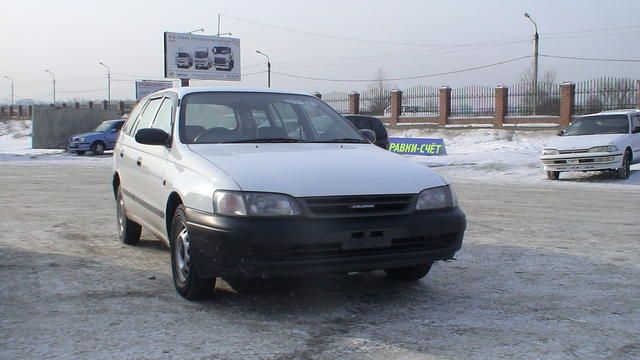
<box><xmin>385</xmin><ymin>262</ymin><xmax>433</xmax><ymax>281</ymax></box>
<box><xmin>116</xmin><ymin>187</ymin><xmax>141</xmax><ymax>245</ymax></box>
<box><xmin>616</xmin><ymin>151</ymin><xmax>631</xmax><ymax>180</ymax></box>
<box><xmin>546</xmin><ymin>171</ymin><xmax>560</xmax><ymax>180</ymax></box>
<box><xmin>91</xmin><ymin>141</ymin><xmax>105</xmax><ymax>156</ymax></box>
<box><xmin>170</xmin><ymin>205</ymin><xmax>216</xmax><ymax>300</ymax></box>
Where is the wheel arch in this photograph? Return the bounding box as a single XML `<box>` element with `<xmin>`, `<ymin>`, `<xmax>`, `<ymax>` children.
<box><xmin>166</xmin><ymin>192</ymin><xmax>184</xmax><ymax>236</ymax></box>
<box><xmin>112</xmin><ymin>172</ymin><xmax>121</xmax><ymax>200</ymax></box>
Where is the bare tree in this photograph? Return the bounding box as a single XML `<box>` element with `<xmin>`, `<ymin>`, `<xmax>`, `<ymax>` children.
<box><xmin>365</xmin><ymin>68</ymin><xmax>392</xmax><ymax>115</ymax></box>
<box><xmin>519</xmin><ymin>68</ymin><xmax>560</xmax><ymax>115</ymax></box>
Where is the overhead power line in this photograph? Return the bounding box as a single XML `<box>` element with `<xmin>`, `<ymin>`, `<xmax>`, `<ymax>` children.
<box><xmin>541</xmin><ymin>54</ymin><xmax>640</xmax><ymax>63</ymax></box>
<box><xmin>272</xmin><ymin>55</ymin><xmax>531</xmax><ymax>82</ymax></box>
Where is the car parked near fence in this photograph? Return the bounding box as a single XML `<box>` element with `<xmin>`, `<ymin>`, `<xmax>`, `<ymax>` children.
<box><xmin>540</xmin><ymin>109</ymin><xmax>640</xmax><ymax>180</ymax></box>
<box><xmin>113</xmin><ymin>87</ymin><xmax>466</xmax><ymax>300</ymax></box>
<box><xmin>344</xmin><ymin>114</ymin><xmax>389</xmax><ymax>149</ymax></box>
<box><xmin>68</xmin><ymin>119</ymin><xmax>124</xmax><ymax>155</ymax></box>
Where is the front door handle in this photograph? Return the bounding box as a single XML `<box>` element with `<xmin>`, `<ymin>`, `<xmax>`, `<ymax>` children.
<box><xmin>120</xmin><ymin>149</ymin><xmax>124</xmax><ymax>158</ymax></box>
<box><xmin>136</xmin><ymin>157</ymin><xmax>142</xmax><ymax>167</ymax></box>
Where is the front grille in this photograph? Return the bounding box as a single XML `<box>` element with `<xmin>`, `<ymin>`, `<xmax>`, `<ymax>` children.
<box><xmin>300</xmin><ymin>194</ymin><xmax>415</xmax><ymax>218</ymax></box>
<box><xmin>250</xmin><ymin>233</ymin><xmax>457</xmax><ymax>261</ymax></box>
<box><xmin>214</xmin><ymin>58</ymin><xmax>228</xmax><ymax>64</ymax></box>
<box><xmin>559</xmin><ymin>149</ymin><xmax>588</xmax><ymax>154</ymax></box>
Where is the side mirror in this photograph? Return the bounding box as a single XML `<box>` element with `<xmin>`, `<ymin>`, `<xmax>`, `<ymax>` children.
<box><xmin>136</xmin><ymin>128</ymin><xmax>169</xmax><ymax>146</ymax></box>
<box><xmin>557</xmin><ymin>130</ymin><xmax>565</xmax><ymax>136</ymax></box>
<box><xmin>360</xmin><ymin>129</ymin><xmax>376</xmax><ymax>144</ymax></box>
<box><xmin>632</xmin><ymin>126</ymin><xmax>640</xmax><ymax>134</ymax></box>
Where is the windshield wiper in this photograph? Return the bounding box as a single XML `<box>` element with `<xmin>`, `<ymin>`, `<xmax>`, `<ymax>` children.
<box><xmin>224</xmin><ymin>138</ymin><xmax>300</xmax><ymax>143</ymax></box>
<box><xmin>311</xmin><ymin>138</ymin><xmax>368</xmax><ymax>144</ymax></box>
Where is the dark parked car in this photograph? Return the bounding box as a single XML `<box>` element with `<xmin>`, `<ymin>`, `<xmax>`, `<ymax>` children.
<box><xmin>344</xmin><ymin>115</ymin><xmax>389</xmax><ymax>149</ymax></box>
<box><xmin>68</xmin><ymin>119</ymin><xmax>124</xmax><ymax>155</ymax></box>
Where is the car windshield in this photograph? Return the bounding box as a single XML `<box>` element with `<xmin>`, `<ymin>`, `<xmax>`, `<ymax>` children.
<box><xmin>95</xmin><ymin>122</ymin><xmax>115</xmax><ymax>132</ymax></box>
<box><xmin>195</xmin><ymin>51</ymin><xmax>208</xmax><ymax>58</ymax></box>
<box><xmin>177</xmin><ymin>52</ymin><xmax>190</xmax><ymax>58</ymax></box>
<box><xmin>181</xmin><ymin>92</ymin><xmax>366</xmax><ymax>144</ymax></box>
<box><xmin>564</xmin><ymin>115</ymin><xmax>629</xmax><ymax>136</ymax></box>
<box><xmin>213</xmin><ymin>48</ymin><xmax>230</xmax><ymax>54</ymax></box>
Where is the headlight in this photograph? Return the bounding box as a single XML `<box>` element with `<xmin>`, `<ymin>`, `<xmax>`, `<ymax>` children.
<box><xmin>416</xmin><ymin>185</ymin><xmax>457</xmax><ymax>211</ymax></box>
<box><xmin>541</xmin><ymin>149</ymin><xmax>559</xmax><ymax>155</ymax></box>
<box><xmin>589</xmin><ymin>145</ymin><xmax>618</xmax><ymax>153</ymax></box>
<box><xmin>78</xmin><ymin>137</ymin><xmax>86</xmax><ymax>142</ymax></box>
<box><xmin>213</xmin><ymin>191</ymin><xmax>300</xmax><ymax>217</ymax></box>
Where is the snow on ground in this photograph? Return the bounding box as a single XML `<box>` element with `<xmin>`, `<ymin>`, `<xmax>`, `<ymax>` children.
<box><xmin>1</xmin><ymin>120</ymin><xmax>638</xmax><ymax>185</ymax></box>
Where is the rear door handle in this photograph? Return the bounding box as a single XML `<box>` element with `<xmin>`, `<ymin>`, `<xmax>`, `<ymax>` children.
<box><xmin>136</xmin><ymin>157</ymin><xmax>142</xmax><ymax>167</ymax></box>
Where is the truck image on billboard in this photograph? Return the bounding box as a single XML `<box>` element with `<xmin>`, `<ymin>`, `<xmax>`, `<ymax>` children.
<box><xmin>164</xmin><ymin>32</ymin><xmax>241</xmax><ymax>81</ymax></box>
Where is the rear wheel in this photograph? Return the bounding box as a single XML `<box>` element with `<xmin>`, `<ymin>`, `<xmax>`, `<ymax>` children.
<box><xmin>546</xmin><ymin>171</ymin><xmax>560</xmax><ymax>180</ymax></box>
<box><xmin>385</xmin><ymin>262</ymin><xmax>433</xmax><ymax>281</ymax></box>
<box><xmin>91</xmin><ymin>141</ymin><xmax>105</xmax><ymax>155</ymax></box>
<box><xmin>616</xmin><ymin>150</ymin><xmax>631</xmax><ymax>180</ymax></box>
<box><xmin>171</xmin><ymin>205</ymin><xmax>216</xmax><ymax>300</ymax></box>
<box><xmin>116</xmin><ymin>187</ymin><xmax>141</xmax><ymax>245</ymax></box>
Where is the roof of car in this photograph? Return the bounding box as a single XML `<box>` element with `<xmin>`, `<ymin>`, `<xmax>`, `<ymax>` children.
<box><xmin>150</xmin><ymin>86</ymin><xmax>314</xmax><ymax>99</ymax></box>
<box><xmin>582</xmin><ymin>109</ymin><xmax>640</xmax><ymax>117</ymax></box>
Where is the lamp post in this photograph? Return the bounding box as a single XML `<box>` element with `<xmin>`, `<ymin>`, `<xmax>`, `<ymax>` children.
<box><xmin>44</xmin><ymin>69</ymin><xmax>56</xmax><ymax>105</ymax></box>
<box><xmin>98</xmin><ymin>62</ymin><xmax>111</xmax><ymax>107</ymax></box>
<box><xmin>256</xmin><ymin>50</ymin><xmax>271</xmax><ymax>88</ymax></box>
<box><xmin>3</xmin><ymin>75</ymin><xmax>14</xmax><ymax>106</ymax></box>
<box><xmin>524</xmin><ymin>12</ymin><xmax>539</xmax><ymax>115</ymax></box>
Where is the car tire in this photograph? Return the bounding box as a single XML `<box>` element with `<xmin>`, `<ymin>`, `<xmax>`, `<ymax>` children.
<box><xmin>170</xmin><ymin>205</ymin><xmax>216</xmax><ymax>300</ymax></box>
<box><xmin>76</xmin><ymin>151</ymin><xmax>85</xmax><ymax>156</ymax></box>
<box><xmin>116</xmin><ymin>187</ymin><xmax>142</xmax><ymax>245</ymax></box>
<box><xmin>617</xmin><ymin>150</ymin><xmax>631</xmax><ymax>180</ymax></box>
<box><xmin>91</xmin><ymin>141</ymin><xmax>105</xmax><ymax>156</ymax></box>
<box><xmin>546</xmin><ymin>171</ymin><xmax>560</xmax><ymax>180</ymax></box>
<box><xmin>385</xmin><ymin>262</ymin><xmax>433</xmax><ymax>281</ymax></box>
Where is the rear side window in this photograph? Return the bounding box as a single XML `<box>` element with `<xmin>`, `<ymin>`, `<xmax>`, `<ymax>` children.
<box><xmin>632</xmin><ymin>115</ymin><xmax>640</xmax><ymax>131</ymax></box>
<box><xmin>133</xmin><ymin>98</ymin><xmax>162</xmax><ymax>134</ymax></box>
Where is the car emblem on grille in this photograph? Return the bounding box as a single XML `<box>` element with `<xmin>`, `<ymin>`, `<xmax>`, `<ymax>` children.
<box><xmin>350</xmin><ymin>204</ymin><xmax>375</xmax><ymax>209</ymax></box>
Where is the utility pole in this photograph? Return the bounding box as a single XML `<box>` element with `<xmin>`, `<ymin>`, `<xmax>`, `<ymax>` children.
<box><xmin>99</xmin><ymin>62</ymin><xmax>111</xmax><ymax>107</ymax></box>
<box><xmin>44</xmin><ymin>69</ymin><xmax>56</xmax><ymax>105</ymax></box>
<box><xmin>217</xmin><ymin>14</ymin><xmax>221</xmax><ymax>37</ymax></box>
<box><xmin>3</xmin><ymin>75</ymin><xmax>14</xmax><ymax>106</ymax></box>
<box><xmin>524</xmin><ymin>12</ymin><xmax>539</xmax><ymax>115</ymax></box>
<box><xmin>256</xmin><ymin>50</ymin><xmax>271</xmax><ymax>88</ymax></box>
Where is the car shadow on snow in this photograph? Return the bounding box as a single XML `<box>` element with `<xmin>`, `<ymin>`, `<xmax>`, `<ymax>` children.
<box><xmin>552</xmin><ymin>168</ymin><xmax>640</xmax><ymax>185</ymax></box>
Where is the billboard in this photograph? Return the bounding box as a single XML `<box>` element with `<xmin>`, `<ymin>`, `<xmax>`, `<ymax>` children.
<box><xmin>135</xmin><ymin>80</ymin><xmax>174</xmax><ymax>101</ymax></box>
<box><xmin>164</xmin><ymin>32</ymin><xmax>241</xmax><ymax>81</ymax></box>
<box><xmin>388</xmin><ymin>138</ymin><xmax>447</xmax><ymax>156</ymax></box>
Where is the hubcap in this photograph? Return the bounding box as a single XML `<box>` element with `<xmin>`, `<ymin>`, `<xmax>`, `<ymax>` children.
<box><xmin>96</xmin><ymin>143</ymin><xmax>103</xmax><ymax>153</ymax></box>
<box><xmin>175</xmin><ymin>226</ymin><xmax>191</xmax><ymax>283</ymax></box>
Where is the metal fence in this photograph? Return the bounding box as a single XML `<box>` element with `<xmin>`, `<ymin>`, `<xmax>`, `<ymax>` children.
<box><xmin>402</xmin><ymin>86</ymin><xmax>439</xmax><ymax>116</ymax></box>
<box><xmin>507</xmin><ymin>81</ymin><xmax>560</xmax><ymax>116</ymax></box>
<box><xmin>359</xmin><ymin>88</ymin><xmax>391</xmax><ymax>116</ymax></box>
<box><xmin>322</xmin><ymin>91</ymin><xmax>349</xmax><ymax>114</ymax></box>
<box><xmin>451</xmin><ymin>85</ymin><xmax>495</xmax><ymax>117</ymax></box>
<box><xmin>574</xmin><ymin>78</ymin><xmax>637</xmax><ymax>115</ymax></box>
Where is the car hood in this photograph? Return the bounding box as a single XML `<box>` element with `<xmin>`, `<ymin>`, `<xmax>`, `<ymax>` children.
<box><xmin>188</xmin><ymin>143</ymin><xmax>446</xmax><ymax>197</ymax></box>
<box><xmin>545</xmin><ymin>134</ymin><xmax>625</xmax><ymax>150</ymax></box>
<box><xmin>72</xmin><ymin>131</ymin><xmax>102</xmax><ymax>139</ymax></box>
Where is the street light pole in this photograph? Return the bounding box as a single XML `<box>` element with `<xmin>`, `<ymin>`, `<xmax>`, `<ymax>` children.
<box><xmin>44</xmin><ymin>69</ymin><xmax>56</xmax><ymax>105</ymax></box>
<box><xmin>524</xmin><ymin>12</ymin><xmax>539</xmax><ymax>115</ymax></box>
<box><xmin>99</xmin><ymin>62</ymin><xmax>111</xmax><ymax>106</ymax></box>
<box><xmin>256</xmin><ymin>50</ymin><xmax>271</xmax><ymax>88</ymax></box>
<box><xmin>3</xmin><ymin>75</ymin><xmax>14</xmax><ymax>106</ymax></box>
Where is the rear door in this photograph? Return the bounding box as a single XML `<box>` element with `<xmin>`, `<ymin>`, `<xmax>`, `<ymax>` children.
<box><xmin>631</xmin><ymin>115</ymin><xmax>640</xmax><ymax>163</ymax></box>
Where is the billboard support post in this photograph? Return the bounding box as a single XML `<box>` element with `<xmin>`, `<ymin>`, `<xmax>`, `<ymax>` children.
<box><xmin>181</xmin><ymin>79</ymin><xmax>190</xmax><ymax>87</ymax></box>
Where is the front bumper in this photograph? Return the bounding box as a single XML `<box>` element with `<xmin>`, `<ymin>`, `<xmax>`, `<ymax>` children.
<box><xmin>541</xmin><ymin>153</ymin><xmax>623</xmax><ymax>172</ymax></box>
<box><xmin>68</xmin><ymin>142</ymin><xmax>91</xmax><ymax>152</ymax></box>
<box><xmin>185</xmin><ymin>207</ymin><xmax>466</xmax><ymax>278</ymax></box>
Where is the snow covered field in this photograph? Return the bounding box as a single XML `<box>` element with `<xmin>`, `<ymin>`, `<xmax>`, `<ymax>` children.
<box><xmin>1</xmin><ymin>119</ymin><xmax>638</xmax><ymax>185</ymax></box>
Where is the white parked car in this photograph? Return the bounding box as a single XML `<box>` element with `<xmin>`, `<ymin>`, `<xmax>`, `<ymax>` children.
<box><xmin>540</xmin><ymin>109</ymin><xmax>640</xmax><ymax>180</ymax></box>
<box><xmin>113</xmin><ymin>87</ymin><xmax>466</xmax><ymax>300</ymax></box>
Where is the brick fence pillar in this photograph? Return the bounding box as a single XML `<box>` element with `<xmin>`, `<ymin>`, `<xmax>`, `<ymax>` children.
<box><xmin>0</xmin><ymin>106</ymin><xmax>5</xmax><ymax>117</ymax></box>
<box><xmin>102</xmin><ymin>100</ymin><xmax>108</xmax><ymax>110</ymax></box>
<box><xmin>88</xmin><ymin>101</ymin><xmax>94</xmax><ymax>109</ymax></box>
<box><xmin>312</xmin><ymin>92</ymin><xmax>322</xmax><ymax>99</ymax></box>
<box><xmin>348</xmin><ymin>92</ymin><xmax>360</xmax><ymax>114</ymax></box>
<box><xmin>494</xmin><ymin>85</ymin><xmax>508</xmax><ymax>127</ymax></box>
<box><xmin>119</xmin><ymin>101</ymin><xmax>125</xmax><ymax>115</ymax></box>
<box><xmin>75</xmin><ymin>102</ymin><xmax>80</xmax><ymax>109</ymax></box>
<box><xmin>28</xmin><ymin>105</ymin><xmax>33</xmax><ymax>118</ymax></box>
<box><xmin>560</xmin><ymin>82</ymin><xmax>575</xmax><ymax>127</ymax></box>
<box><xmin>8</xmin><ymin>105</ymin><xmax>13</xmax><ymax>117</ymax></box>
<box><xmin>18</xmin><ymin>105</ymin><xmax>23</xmax><ymax>117</ymax></box>
<box><xmin>438</xmin><ymin>86</ymin><xmax>451</xmax><ymax>126</ymax></box>
<box><xmin>390</xmin><ymin>89</ymin><xmax>402</xmax><ymax>126</ymax></box>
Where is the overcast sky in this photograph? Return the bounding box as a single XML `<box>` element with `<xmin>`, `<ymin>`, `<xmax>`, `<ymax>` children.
<box><xmin>1</xmin><ymin>0</ymin><xmax>639</xmax><ymax>103</ymax></box>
